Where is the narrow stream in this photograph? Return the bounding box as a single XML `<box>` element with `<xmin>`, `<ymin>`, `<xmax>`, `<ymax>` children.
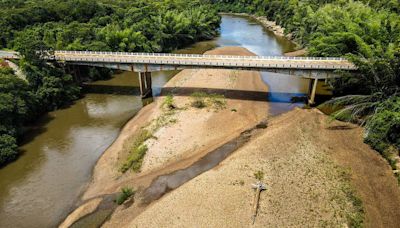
<box><xmin>0</xmin><ymin>15</ymin><xmax>316</xmax><ymax>228</ymax></box>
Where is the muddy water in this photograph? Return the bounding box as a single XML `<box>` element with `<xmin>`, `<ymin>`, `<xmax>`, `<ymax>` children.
<box><xmin>180</xmin><ymin>15</ymin><xmax>318</xmax><ymax>115</ymax></box>
<box><xmin>0</xmin><ymin>15</ymin><xmax>304</xmax><ymax>228</ymax></box>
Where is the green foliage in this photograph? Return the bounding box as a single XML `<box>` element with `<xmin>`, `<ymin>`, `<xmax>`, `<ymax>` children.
<box><xmin>1</xmin><ymin>0</ymin><xmax>220</xmax><ymax>52</ymax></box>
<box><xmin>364</xmin><ymin>97</ymin><xmax>400</xmax><ymax>152</ymax></box>
<box><xmin>120</xmin><ymin>130</ymin><xmax>152</xmax><ymax>173</ymax></box>
<box><xmin>0</xmin><ymin>134</ymin><xmax>18</xmax><ymax>166</ymax></box>
<box><xmin>191</xmin><ymin>92</ymin><xmax>208</xmax><ymax>108</ymax></box>
<box><xmin>215</xmin><ymin>0</ymin><xmax>400</xmax><ymax>58</ymax></box>
<box><xmin>0</xmin><ymin>0</ymin><xmax>220</xmax><ymax>167</ymax></box>
<box><xmin>115</xmin><ymin>187</ymin><xmax>135</xmax><ymax>205</ymax></box>
<box><xmin>191</xmin><ymin>100</ymin><xmax>207</xmax><ymax>109</ymax></box>
<box><xmin>190</xmin><ymin>92</ymin><xmax>227</xmax><ymax>110</ymax></box>
<box><xmin>0</xmin><ymin>67</ymin><xmax>34</xmax><ymax>165</ymax></box>
<box><xmin>254</xmin><ymin>170</ymin><xmax>264</xmax><ymax>181</ymax></box>
<box><xmin>19</xmin><ymin>60</ymin><xmax>81</xmax><ymax>111</ymax></box>
<box><xmin>321</xmin><ymin>52</ymin><xmax>400</xmax><ymax>155</ymax></box>
<box><xmin>162</xmin><ymin>94</ymin><xmax>176</xmax><ymax>110</ymax></box>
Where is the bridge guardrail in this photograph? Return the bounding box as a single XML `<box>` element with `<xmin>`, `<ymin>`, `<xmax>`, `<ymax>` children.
<box><xmin>3</xmin><ymin>50</ymin><xmax>356</xmax><ymax>70</ymax></box>
<box><xmin>59</xmin><ymin>56</ymin><xmax>355</xmax><ymax>70</ymax></box>
<box><xmin>54</xmin><ymin>50</ymin><xmax>347</xmax><ymax>61</ymax></box>
<box><xmin>2</xmin><ymin>50</ymin><xmax>347</xmax><ymax>61</ymax></box>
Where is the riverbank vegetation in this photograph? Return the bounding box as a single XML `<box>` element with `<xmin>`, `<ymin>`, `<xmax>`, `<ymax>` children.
<box><xmin>216</xmin><ymin>0</ymin><xmax>400</xmax><ymax>174</ymax></box>
<box><xmin>190</xmin><ymin>92</ymin><xmax>227</xmax><ymax>110</ymax></box>
<box><xmin>0</xmin><ymin>0</ymin><xmax>220</xmax><ymax>166</ymax></box>
<box><xmin>115</xmin><ymin>187</ymin><xmax>135</xmax><ymax>205</ymax></box>
<box><xmin>0</xmin><ymin>68</ymin><xmax>28</xmax><ymax>165</ymax></box>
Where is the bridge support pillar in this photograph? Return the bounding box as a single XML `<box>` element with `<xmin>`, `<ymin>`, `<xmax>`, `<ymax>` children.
<box><xmin>138</xmin><ymin>72</ymin><xmax>152</xmax><ymax>98</ymax></box>
<box><xmin>308</xmin><ymin>78</ymin><xmax>319</xmax><ymax>105</ymax></box>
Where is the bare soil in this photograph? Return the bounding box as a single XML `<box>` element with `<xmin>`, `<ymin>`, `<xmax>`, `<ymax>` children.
<box><xmin>126</xmin><ymin>108</ymin><xmax>400</xmax><ymax>228</ymax></box>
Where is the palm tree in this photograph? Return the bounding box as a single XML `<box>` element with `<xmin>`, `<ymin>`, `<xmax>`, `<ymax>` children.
<box><xmin>321</xmin><ymin>52</ymin><xmax>400</xmax><ymax>152</ymax></box>
<box><xmin>322</xmin><ymin>52</ymin><xmax>400</xmax><ymax>125</ymax></box>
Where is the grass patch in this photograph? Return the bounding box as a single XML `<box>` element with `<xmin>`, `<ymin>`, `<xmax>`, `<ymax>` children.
<box><xmin>335</xmin><ymin>167</ymin><xmax>365</xmax><ymax>227</ymax></box>
<box><xmin>162</xmin><ymin>94</ymin><xmax>176</xmax><ymax>110</ymax></box>
<box><xmin>191</xmin><ymin>92</ymin><xmax>207</xmax><ymax>109</ymax></box>
<box><xmin>190</xmin><ymin>92</ymin><xmax>227</xmax><ymax>110</ymax></box>
<box><xmin>120</xmin><ymin>110</ymin><xmax>178</xmax><ymax>173</ymax></box>
<box><xmin>343</xmin><ymin>184</ymin><xmax>364</xmax><ymax>228</ymax></box>
<box><xmin>151</xmin><ymin>111</ymin><xmax>177</xmax><ymax>132</ymax></box>
<box><xmin>191</xmin><ymin>100</ymin><xmax>206</xmax><ymax>108</ymax></box>
<box><xmin>120</xmin><ymin>141</ymin><xmax>149</xmax><ymax>173</ymax></box>
<box><xmin>115</xmin><ymin>187</ymin><xmax>135</xmax><ymax>205</ymax></box>
<box><xmin>119</xmin><ymin>129</ymin><xmax>154</xmax><ymax>173</ymax></box>
<box><xmin>382</xmin><ymin>147</ymin><xmax>399</xmax><ymax>170</ymax></box>
<box><xmin>254</xmin><ymin>170</ymin><xmax>264</xmax><ymax>181</ymax></box>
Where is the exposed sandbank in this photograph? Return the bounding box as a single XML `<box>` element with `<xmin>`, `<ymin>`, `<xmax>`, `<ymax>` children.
<box><xmin>127</xmin><ymin>108</ymin><xmax>400</xmax><ymax>228</ymax></box>
<box><xmin>61</xmin><ymin>46</ymin><xmax>270</xmax><ymax>226</ymax></box>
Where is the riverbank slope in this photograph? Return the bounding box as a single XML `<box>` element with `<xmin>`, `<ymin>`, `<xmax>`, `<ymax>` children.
<box><xmin>127</xmin><ymin>108</ymin><xmax>400</xmax><ymax>228</ymax></box>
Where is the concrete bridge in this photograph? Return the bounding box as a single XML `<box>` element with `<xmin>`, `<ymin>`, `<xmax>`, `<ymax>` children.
<box><xmin>1</xmin><ymin>50</ymin><xmax>357</xmax><ymax>103</ymax></box>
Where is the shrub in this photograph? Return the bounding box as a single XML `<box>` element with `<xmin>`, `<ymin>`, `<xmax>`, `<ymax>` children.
<box><xmin>254</xmin><ymin>170</ymin><xmax>264</xmax><ymax>181</ymax></box>
<box><xmin>364</xmin><ymin>97</ymin><xmax>400</xmax><ymax>153</ymax></box>
<box><xmin>190</xmin><ymin>92</ymin><xmax>207</xmax><ymax>109</ymax></box>
<box><xmin>115</xmin><ymin>187</ymin><xmax>135</xmax><ymax>205</ymax></box>
<box><xmin>191</xmin><ymin>100</ymin><xmax>206</xmax><ymax>108</ymax></box>
<box><xmin>0</xmin><ymin>134</ymin><xmax>18</xmax><ymax>166</ymax></box>
<box><xmin>162</xmin><ymin>94</ymin><xmax>176</xmax><ymax>110</ymax></box>
<box><xmin>120</xmin><ymin>144</ymin><xmax>148</xmax><ymax>173</ymax></box>
<box><xmin>209</xmin><ymin>93</ymin><xmax>227</xmax><ymax>110</ymax></box>
<box><xmin>120</xmin><ymin>129</ymin><xmax>152</xmax><ymax>173</ymax></box>
<box><xmin>190</xmin><ymin>92</ymin><xmax>226</xmax><ymax>110</ymax></box>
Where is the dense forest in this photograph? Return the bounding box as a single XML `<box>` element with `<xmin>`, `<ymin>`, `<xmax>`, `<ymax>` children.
<box><xmin>215</xmin><ymin>0</ymin><xmax>400</xmax><ymax>173</ymax></box>
<box><xmin>0</xmin><ymin>0</ymin><xmax>220</xmax><ymax>166</ymax></box>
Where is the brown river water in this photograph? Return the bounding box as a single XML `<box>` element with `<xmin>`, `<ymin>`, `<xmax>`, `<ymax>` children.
<box><xmin>0</xmin><ymin>15</ymin><xmax>321</xmax><ymax>228</ymax></box>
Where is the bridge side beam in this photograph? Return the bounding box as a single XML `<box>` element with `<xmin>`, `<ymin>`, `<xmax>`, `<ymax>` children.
<box><xmin>138</xmin><ymin>72</ymin><xmax>152</xmax><ymax>98</ymax></box>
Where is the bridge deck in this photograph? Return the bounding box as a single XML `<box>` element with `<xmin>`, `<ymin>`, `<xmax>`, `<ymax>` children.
<box><xmin>0</xmin><ymin>50</ymin><xmax>357</xmax><ymax>71</ymax></box>
<box><xmin>54</xmin><ymin>51</ymin><xmax>356</xmax><ymax>71</ymax></box>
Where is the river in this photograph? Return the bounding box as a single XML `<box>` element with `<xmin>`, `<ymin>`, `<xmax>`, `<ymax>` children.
<box><xmin>0</xmin><ymin>14</ymin><xmax>313</xmax><ymax>228</ymax></box>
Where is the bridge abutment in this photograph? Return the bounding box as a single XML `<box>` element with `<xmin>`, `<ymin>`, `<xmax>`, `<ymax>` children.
<box><xmin>138</xmin><ymin>72</ymin><xmax>152</xmax><ymax>98</ymax></box>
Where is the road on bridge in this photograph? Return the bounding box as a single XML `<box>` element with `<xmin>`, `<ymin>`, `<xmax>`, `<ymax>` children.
<box><xmin>54</xmin><ymin>51</ymin><xmax>357</xmax><ymax>71</ymax></box>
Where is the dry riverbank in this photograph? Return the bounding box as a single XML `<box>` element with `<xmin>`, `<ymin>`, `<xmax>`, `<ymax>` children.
<box><xmin>61</xmin><ymin>46</ymin><xmax>269</xmax><ymax>227</ymax></box>
<box><xmin>127</xmin><ymin>108</ymin><xmax>400</xmax><ymax>228</ymax></box>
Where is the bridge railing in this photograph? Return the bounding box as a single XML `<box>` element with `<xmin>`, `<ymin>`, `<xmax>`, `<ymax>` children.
<box><xmin>58</xmin><ymin>57</ymin><xmax>356</xmax><ymax>70</ymax></box>
<box><xmin>54</xmin><ymin>50</ymin><xmax>346</xmax><ymax>61</ymax></box>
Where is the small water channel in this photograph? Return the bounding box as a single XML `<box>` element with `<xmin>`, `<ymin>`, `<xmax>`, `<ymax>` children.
<box><xmin>0</xmin><ymin>14</ymin><xmax>317</xmax><ymax>228</ymax></box>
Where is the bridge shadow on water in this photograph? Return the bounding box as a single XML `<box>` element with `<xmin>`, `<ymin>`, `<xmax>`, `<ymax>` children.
<box><xmin>82</xmin><ymin>84</ymin><xmax>141</xmax><ymax>96</ymax></box>
<box><xmin>83</xmin><ymin>84</ymin><xmax>309</xmax><ymax>104</ymax></box>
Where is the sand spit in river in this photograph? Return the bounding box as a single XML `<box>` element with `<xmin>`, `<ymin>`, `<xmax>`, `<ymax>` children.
<box><xmin>82</xmin><ymin>46</ymin><xmax>269</xmax><ymax>198</ymax></box>
<box><xmin>61</xmin><ymin>46</ymin><xmax>269</xmax><ymax>227</ymax></box>
<box><xmin>61</xmin><ymin>47</ymin><xmax>400</xmax><ymax>228</ymax></box>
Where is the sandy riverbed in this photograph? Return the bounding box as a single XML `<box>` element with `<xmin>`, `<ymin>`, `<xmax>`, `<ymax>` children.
<box><xmin>126</xmin><ymin>108</ymin><xmax>400</xmax><ymax>228</ymax></box>
<box><xmin>61</xmin><ymin>46</ymin><xmax>400</xmax><ymax>228</ymax></box>
<box><xmin>61</xmin><ymin>46</ymin><xmax>270</xmax><ymax>227</ymax></box>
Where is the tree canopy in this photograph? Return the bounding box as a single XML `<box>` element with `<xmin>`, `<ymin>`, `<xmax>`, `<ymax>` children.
<box><xmin>0</xmin><ymin>0</ymin><xmax>221</xmax><ymax>166</ymax></box>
